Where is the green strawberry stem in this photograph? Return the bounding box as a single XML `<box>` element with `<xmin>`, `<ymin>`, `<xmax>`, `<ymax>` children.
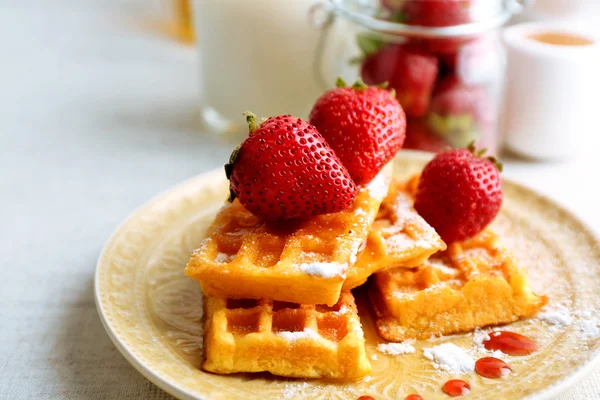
<box><xmin>488</xmin><ymin>156</ymin><xmax>504</xmax><ymax>172</ymax></box>
<box><xmin>356</xmin><ymin>33</ymin><xmax>386</xmax><ymax>58</ymax></box>
<box><xmin>243</xmin><ymin>111</ymin><xmax>258</xmax><ymax>133</ymax></box>
<box><xmin>335</xmin><ymin>77</ymin><xmax>395</xmax><ymax>97</ymax></box>
<box><xmin>466</xmin><ymin>141</ymin><xmax>503</xmax><ymax>172</ymax></box>
<box><xmin>351</xmin><ymin>79</ymin><xmax>368</xmax><ymax>90</ymax></box>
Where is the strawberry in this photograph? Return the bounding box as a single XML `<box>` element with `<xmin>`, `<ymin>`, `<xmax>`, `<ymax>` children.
<box><xmin>361</xmin><ymin>44</ymin><xmax>439</xmax><ymax>118</ymax></box>
<box><xmin>403</xmin><ymin>118</ymin><xmax>449</xmax><ymax>153</ymax></box>
<box><xmin>401</xmin><ymin>0</ymin><xmax>473</xmax><ymax>56</ymax></box>
<box><xmin>410</xmin><ymin>36</ymin><xmax>471</xmax><ymax>57</ymax></box>
<box><xmin>414</xmin><ymin>145</ymin><xmax>503</xmax><ymax>243</ymax></box>
<box><xmin>430</xmin><ymin>76</ymin><xmax>494</xmax><ymax>123</ymax></box>
<box><xmin>309</xmin><ymin>78</ymin><xmax>406</xmax><ymax>185</ymax></box>
<box><xmin>426</xmin><ymin>75</ymin><xmax>495</xmax><ymax>150</ymax></box>
<box><xmin>225</xmin><ymin>113</ymin><xmax>357</xmax><ymax>220</ymax></box>
<box><xmin>403</xmin><ymin>0</ymin><xmax>472</xmax><ymax>27</ymax></box>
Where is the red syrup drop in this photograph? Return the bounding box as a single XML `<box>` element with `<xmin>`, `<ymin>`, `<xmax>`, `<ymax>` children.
<box><xmin>443</xmin><ymin>379</ymin><xmax>471</xmax><ymax>397</ymax></box>
<box><xmin>483</xmin><ymin>331</ymin><xmax>538</xmax><ymax>356</ymax></box>
<box><xmin>475</xmin><ymin>357</ymin><xmax>512</xmax><ymax>378</ymax></box>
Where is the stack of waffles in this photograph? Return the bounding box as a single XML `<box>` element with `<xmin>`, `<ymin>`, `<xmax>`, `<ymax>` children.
<box><xmin>185</xmin><ymin>170</ymin><xmax>547</xmax><ymax>381</ymax></box>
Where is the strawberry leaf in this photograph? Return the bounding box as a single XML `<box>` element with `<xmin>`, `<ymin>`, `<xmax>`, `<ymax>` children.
<box><xmin>243</xmin><ymin>111</ymin><xmax>258</xmax><ymax>133</ymax></box>
<box><xmin>336</xmin><ymin>77</ymin><xmax>348</xmax><ymax>88</ymax></box>
<box><xmin>356</xmin><ymin>33</ymin><xmax>386</xmax><ymax>57</ymax></box>
<box><xmin>389</xmin><ymin>11</ymin><xmax>406</xmax><ymax>23</ymax></box>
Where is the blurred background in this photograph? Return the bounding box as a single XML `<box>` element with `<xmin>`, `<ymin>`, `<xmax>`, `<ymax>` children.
<box><xmin>1</xmin><ymin>0</ymin><xmax>599</xmax><ymax>399</ymax></box>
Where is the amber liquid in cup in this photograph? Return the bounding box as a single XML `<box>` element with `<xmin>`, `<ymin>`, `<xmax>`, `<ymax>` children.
<box><xmin>529</xmin><ymin>32</ymin><xmax>594</xmax><ymax>46</ymax></box>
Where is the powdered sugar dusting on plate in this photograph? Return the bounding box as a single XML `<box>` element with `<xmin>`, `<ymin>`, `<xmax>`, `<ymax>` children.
<box><xmin>378</xmin><ymin>341</ymin><xmax>416</xmax><ymax>355</ymax></box>
<box><xmin>423</xmin><ymin>343</ymin><xmax>475</xmax><ymax>373</ymax></box>
<box><xmin>537</xmin><ymin>304</ymin><xmax>574</xmax><ymax>328</ymax></box>
<box><xmin>282</xmin><ymin>382</ymin><xmax>312</xmax><ymax>399</ymax></box>
<box><xmin>535</xmin><ymin>301</ymin><xmax>600</xmax><ymax>339</ymax></box>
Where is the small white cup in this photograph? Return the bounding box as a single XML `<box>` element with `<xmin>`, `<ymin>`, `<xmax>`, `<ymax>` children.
<box><xmin>502</xmin><ymin>22</ymin><xmax>600</xmax><ymax>159</ymax></box>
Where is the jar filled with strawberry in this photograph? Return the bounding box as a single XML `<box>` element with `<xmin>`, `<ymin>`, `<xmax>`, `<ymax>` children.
<box><xmin>326</xmin><ymin>0</ymin><xmax>525</xmax><ymax>155</ymax></box>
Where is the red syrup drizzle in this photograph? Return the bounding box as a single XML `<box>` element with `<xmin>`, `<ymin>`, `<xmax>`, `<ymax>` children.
<box><xmin>405</xmin><ymin>394</ymin><xmax>424</xmax><ymax>400</ymax></box>
<box><xmin>475</xmin><ymin>357</ymin><xmax>512</xmax><ymax>378</ymax></box>
<box><xmin>443</xmin><ymin>379</ymin><xmax>471</xmax><ymax>397</ymax></box>
<box><xmin>356</xmin><ymin>396</ymin><xmax>375</xmax><ymax>400</ymax></box>
<box><xmin>483</xmin><ymin>331</ymin><xmax>538</xmax><ymax>356</ymax></box>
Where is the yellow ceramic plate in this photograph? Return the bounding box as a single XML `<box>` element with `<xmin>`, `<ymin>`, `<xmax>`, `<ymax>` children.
<box><xmin>95</xmin><ymin>151</ymin><xmax>600</xmax><ymax>400</ymax></box>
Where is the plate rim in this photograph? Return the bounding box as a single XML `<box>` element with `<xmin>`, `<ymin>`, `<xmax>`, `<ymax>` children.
<box><xmin>94</xmin><ymin>150</ymin><xmax>600</xmax><ymax>400</ymax></box>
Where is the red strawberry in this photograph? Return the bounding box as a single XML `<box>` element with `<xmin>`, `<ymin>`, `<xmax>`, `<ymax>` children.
<box><xmin>361</xmin><ymin>44</ymin><xmax>439</xmax><ymax>118</ymax></box>
<box><xmin>411</xmin><ymin>36</ymin><xmax>471</xmax><ymax>57</ymax></box>
<box><xmin>403</xmin><ymin>118</ymin><xmax>449</xmax><ymax>153</ymax></box>
<box><xmin>427</xmin><ymin>75</ymin><xmax>496</xmax><ymax>151</ymax></box>
<box><xmin>414</xmin><ymin>146</ymin><xmax>503</xmax><ymax>243</ymax></box>
<box><xmin>401</xmin><ymin>0</ymin><xmax>473</xmax><ymax>56</ymax></box>
<box><xmin>403</xmin><ymin>0</ymin><xmax>472</xmax><ymax>27</ymax></box>
<box><xmin>226</xmin><ymin>113</ymin><xmax>357</xmax><ymax>220</ymax></box>
<box><xmin>309</xmin><ymin>79</ymin><xmax>406</xmax><ymax>185</ymax></box>
<box><xmin>430</xmin><ymin>76</ymin><xmax>494</xmax><ymax>124</ymax></box>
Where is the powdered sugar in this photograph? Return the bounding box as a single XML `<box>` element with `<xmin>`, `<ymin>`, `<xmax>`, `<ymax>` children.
<box><xmin>579</xmin><ymin>319</ymin><xmax>600</xmax><ymax>339</ymax></box>
<box><xmin>191</xmin><ymin>238</ymin><xmax>212</xmax><ymax>256</ymax></box>
<box><xmin>426</xmin><ymin>259</ymin><xmax>460</xmax><ymax>277</ymax></box>
<box><xmin>423</xmin><ymin>343</ymin><xmax>475</xmax><ymax>374</ymax></box>
<box><xmin>282</xmin><ymin>382</ymin><xmax>311</xmax><ymax>399</ymax></box>
<box><xmin>370</xmin><ymin>353</ymin><xmax>378</xmax><ymax>361</ymax></box>
<box><xmin>378</xmin><ymin>341</ymin><xmax>416</xmax><ymax>355</ymax></box>
<box><xmin>535</xmin><ymin>302</ymin><xmax>600</xmax><ymax>339</ymax></box>
<box><xmin>472</xmin><ymin>329</ymin><xmax>508</xmax><ymax>360</ymax></box>
<box><xmin>393</xmin><ymin>282</ymin><xmax>455</xmax><ymax>301</ymax></box>
<box><xmin>277</xmin><ymin>328</ymin><xmax>320</xmax><ymax>342</ymax></box>
<box><xmin>473</xmin><ymin>328</ymin><xmax>491</xmax><ymax>350</ymax></box>
<box><xmin>214</xmin><ymin>252</ymin><xmax>234</xmax><ymax>263</ymax></box>
<box><xmin>537</xmin><ymin>304</ymin><xmax>573</xmax><ymax>327</ymax></box>
<box><xmin>298</xmin><ymin>262</ymin><xmax>346</xmax><ymax>278</ymax></box>
<box><xmin>364</xmin><ymin>173</ymin><xmax>390</xmax><ymax>201</ymax></box>
<box><xmin>385</xmin><ymin>233</ymin><xmax>415</xmax><ymax>252</ymax></box>
<box><xmin>349</xmin><ymin>252</ymin><xmax>358</xmax><ymax>265</ymax></box>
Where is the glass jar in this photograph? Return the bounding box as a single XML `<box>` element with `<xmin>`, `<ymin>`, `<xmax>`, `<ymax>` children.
<box><xmin>325</xmin><ymin>0</ymin><xmax>524</xmax><ymax>154</ymax></box>
<box><xmin>193</xmin><ymin>0</ymin><xmax>344</xmax><ymax>138</ymax></box>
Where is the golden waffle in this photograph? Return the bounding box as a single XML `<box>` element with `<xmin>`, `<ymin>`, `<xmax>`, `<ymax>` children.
<box><xmin>343</xmin><ymin>179</ymin><xmax>446</xmax><ymax>290</ymax></box>
<box><xmin>186</xmin><ymin>164</ymin><xmax>393</xmax><ymax>306</ymax></box>
<box><xmin>370</xmin><ymin>230</ymin><xmax>548</xmax><ymax>342</ymax></box>
<box><xmin>202</xmin><ymin>291</ymin><xmax>372</xmax><ymax>380</ymax></box>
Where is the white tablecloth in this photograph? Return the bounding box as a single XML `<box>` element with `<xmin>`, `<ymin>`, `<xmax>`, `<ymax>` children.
<box><xmin>0</xmin><ymin>1</ymin><xmax>598</xmax><ymax>399</ymax></box>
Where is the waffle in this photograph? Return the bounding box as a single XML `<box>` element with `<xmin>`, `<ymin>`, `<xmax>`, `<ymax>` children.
<box><xmin>185</xmin><ymin>164</ymin><xmax>393</xmax><ymax>306</ymax></box>
<box><xmin>202</xmin><ymin>291</ymin><xmax>372</xmax><ymax>380</ymax></box>
<box><xmin>370</xmin><ymin>230</ymin><xmax>548</xmax><ymax>342</ymax></box>
<box><xmin>343</xmin><ymin>179</ymin><xmax>446</xmax><ymax>290</ymax></box>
